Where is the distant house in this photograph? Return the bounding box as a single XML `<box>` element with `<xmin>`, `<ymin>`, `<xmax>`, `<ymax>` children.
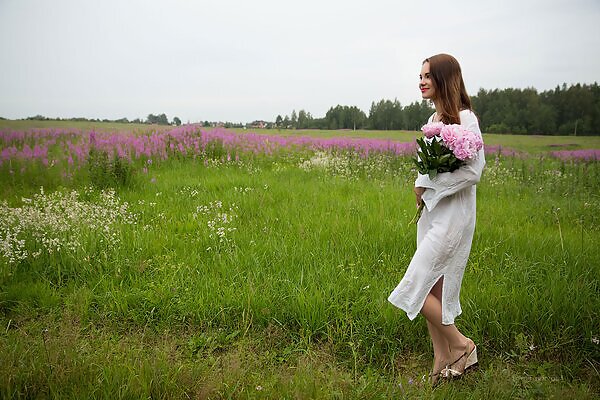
<box><xmin>249</xmin><ymin>120</ymin><xmax>267</xmax><ymax>129</ymax></box>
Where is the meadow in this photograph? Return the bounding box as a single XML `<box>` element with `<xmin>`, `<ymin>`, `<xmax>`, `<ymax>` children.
<box><xmin>0</xmin><ymin>122</ymin><xmax>599</xmax><ymax>399</ymax></box>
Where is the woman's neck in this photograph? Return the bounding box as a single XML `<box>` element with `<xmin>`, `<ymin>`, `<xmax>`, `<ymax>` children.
<box><xmin>433</xmin><ymin>101</ymin><xmax>442</xmax><ymax>121</ymax></box>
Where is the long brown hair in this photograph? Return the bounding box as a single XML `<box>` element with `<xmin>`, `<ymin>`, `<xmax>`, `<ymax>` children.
<box><xmin>424</xmin><ymin>54</ymin><xmax>472</xmax><ymax>125</ymax></box>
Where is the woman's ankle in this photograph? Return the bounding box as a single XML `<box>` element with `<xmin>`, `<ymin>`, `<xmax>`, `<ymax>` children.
<box><xmin>450</xmin><ymin>338</ymin><xmax>473</xmax><ymax>356</ymax></box>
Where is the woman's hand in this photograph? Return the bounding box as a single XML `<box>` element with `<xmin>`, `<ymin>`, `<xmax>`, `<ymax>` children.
<box><xmin>414</xmin><ymin>186</ymin><xmax>425</xmax><ymax>208</ymax></box>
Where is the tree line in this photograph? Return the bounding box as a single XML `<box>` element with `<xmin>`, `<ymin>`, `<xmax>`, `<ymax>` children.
<box><xmin>8</xmin><ymin>82</ymin><xmax>598</xmax><ymax>135</ymax></box>
<box><xmin>473</xmin><ymin>83</ymin><xmax>599</xmax><ymax>135</ymax></box>
<box><xmin>20</xmin><ymin>113</ymin><xmax>183</xmax><ymax>126</ymax></box>
<box><xmin>275</xmin><ymin>82</ymin><xmax>599</xmax><ymax>135</ymax></box>
<box><xmin>274</xmin><ymin>101</ymin><xmax>433</xmax><ymax>131</ymax></box>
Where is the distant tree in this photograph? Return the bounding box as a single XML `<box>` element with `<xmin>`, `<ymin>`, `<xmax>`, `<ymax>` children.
<box><xmin>472</xmin><ymin>83</ymin><xmax>600</xmax><ymax>135</ymax></box>
<box><xmin>402</xmin><ymin>100</ymin><xmax>434</xmax><ymax>131</ymax></box>
<box><xmin>324</xmin><ymin>105</ymin><xmax>367</xmax><ymax>130</ymax></box>
<box><xmin>347</xmin><ymin>106</ymin><xmax>367</xmax><ymax>129</ymax></box>
<box><xmin>311</xmin><ymin>117</ymin><xmax>328</xmax><ymax>129</ymax></box>
<box><xmin>297</xmin><ymin>110</ymin><xmax>305</xmax><ymax>129</ymax></box>
<box><xmin>154</xmin><ymin>80</ymin><xmax>593</xmax><ymax>135</ymax></box>
<box><xmin>297</xmin><ymin>109</ymin><xmax>311</xmax><ymax>129</ymax></box>
<box><xmin>367</xmin><ymin>99</ymin><xmax>404</xmax><ymax>130</ymax></box>
<box><xmin>146</xmin><ymin>113</ymin><xmax>170</xmax><ymax>125</ymax></box>
<box><xmin>26</xmin><ymin>115</ymin><xmax>48</xmax><ymax>121</ymax></box>
<box><xmin>173</xmin><ymin>116</ymin><xmax>181</xmax><ymax>126</ymax></box>
<box><xmin>290</xmin><ymin>110</ymin><xmax>297</xmax><ymax>129</ymax></box>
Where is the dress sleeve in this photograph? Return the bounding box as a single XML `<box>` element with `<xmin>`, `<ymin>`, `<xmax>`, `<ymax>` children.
<box><xmin>414</xmin><ymin>110</ymin><xmax>486</xmax><ymax>211</ymax></box>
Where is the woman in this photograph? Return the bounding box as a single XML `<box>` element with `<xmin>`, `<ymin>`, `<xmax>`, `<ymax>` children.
<box><xmin>388</xmin><ymin>54</ymin><xmax>485</xmax><ymax>384</ymax></box>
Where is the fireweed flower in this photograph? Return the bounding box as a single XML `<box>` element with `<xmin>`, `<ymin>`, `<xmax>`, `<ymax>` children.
<box><xmin>1</xmin><ymin>126</ymin><xmax>417</xmax><ymax>172</ymax></box>
<box><xmin>550</xmin><ymin>149</ymin><xmax>600</xmax><ymax>161</ymax></box>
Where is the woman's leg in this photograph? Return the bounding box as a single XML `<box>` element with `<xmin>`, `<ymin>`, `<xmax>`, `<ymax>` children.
<box><xmin>426</xmin><ymin>278</ymin><xmax>451</xmax><ymax>373</ymax></box>
<box><xmin>421</xmin><ymin>283</ymin><xmax>475</xmax><ymax>374</ymax></box>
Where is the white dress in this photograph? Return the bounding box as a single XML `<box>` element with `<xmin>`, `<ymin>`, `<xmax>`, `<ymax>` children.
<box><xmin>388</xmin><ymin>109</ymin><xmax>486</xmax><ymax>325</ymax></box>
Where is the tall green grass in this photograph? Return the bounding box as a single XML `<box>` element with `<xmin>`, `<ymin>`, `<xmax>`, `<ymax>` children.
<box><xmin>0</xmin><ymin>137</ymin><xmax>598</xmax><ymax>398</ymax></box>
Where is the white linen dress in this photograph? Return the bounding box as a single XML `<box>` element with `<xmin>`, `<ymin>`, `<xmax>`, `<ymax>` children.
<box><xmin>388</xmin><ymin>109</ymin><xmax>485</xmax><ymax>325</ymax></box>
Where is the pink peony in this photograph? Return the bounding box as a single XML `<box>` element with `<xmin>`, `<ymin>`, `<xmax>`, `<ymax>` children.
<box><xmin>411</xmin><ymin>122</ymin><xmax>483</xmax><ymax>224</ymax></box>
<box><xmin>440</xmin><ymin>124</ymin><xmax>460</xmax><ymax>151</ymax></box>
<box><xmin>443</xmin><ymin>125</ymin><xmax>483</xmax><ymax>160</ymax></box>
<box><xmin>421</xmin><ymin>122</ymin><xmax>444</xmax><ymax>138</ymax></box>
<box><xmin>453</xmin><ymin>136</ymin><xmax>472</xmax><ymax>160</ymax></box>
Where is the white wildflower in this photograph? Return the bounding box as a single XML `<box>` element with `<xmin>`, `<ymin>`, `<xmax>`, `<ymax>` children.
<box><xmin>0</xmin><ymin>187</ymin><xmax>136</xmax><ymax>265</ymax></box>
<box><xmin>196</xmin><ymin>200</ymin><xmax>238</xmax><ymax>244</ymax></box>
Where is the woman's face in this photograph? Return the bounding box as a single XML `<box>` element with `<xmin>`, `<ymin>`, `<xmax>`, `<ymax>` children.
<box><xmin>419</xmin><ymin>62</ymin><xmax>435</xmax><ymax>100</ymax></box>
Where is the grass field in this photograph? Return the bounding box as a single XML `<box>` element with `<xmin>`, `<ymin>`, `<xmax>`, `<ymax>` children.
<box><xmin>0</xmin><ymin>119</ymin><xmax>160</xmax><ymax>132</ymax></box>
<box><xmin>0</xmin><ymin>123</ymin><xmax>599</xmax><ymax>398</ymax></box>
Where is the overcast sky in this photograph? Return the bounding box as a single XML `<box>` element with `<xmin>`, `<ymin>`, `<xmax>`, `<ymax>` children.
<box><xmin>1</xmin><ymin>0</ymin><xmax>599</xmax><ymax>123</ymax></box>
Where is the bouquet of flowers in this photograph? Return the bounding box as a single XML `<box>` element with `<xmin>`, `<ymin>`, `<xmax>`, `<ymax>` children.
<box><xmin>410</xmin><ymin>121</ymin><xmax>483</xmax><ymax>224</ymax></box>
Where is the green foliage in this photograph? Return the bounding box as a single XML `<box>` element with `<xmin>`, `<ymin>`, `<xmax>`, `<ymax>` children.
<box><xmin>413</xmin><ymin>137</ymin><xmax>463</xmax><ymax>178</ymax></box>
<box><xmin>278</xmin><ymin>99</ymin><xmax>434</xmax><ymax>131</ymax></box>
<box><xmin>187</xmin><ymin>330</ymin><xmax>240</xmax><ymax>357</ymax></box>
<box><xmin>87</xmin><ymin>148</ymin><xmax>134</xmax><ymax>188</ymax></box>
<box><xmin>368</xmin><ymin>98</ymin><xmax>405</xmax><ymax>130</ymax></box>
<box><xmin>296</xmin><ymin>109</ymin><xmax>311</xmax><ymax>129</ymax></box>
<box><xmin>146</xmin><ymin>113</ymin><xmax>170</xmax><ymax>125</ymax></box>
<box><xmin>275</xmin><ymin>82</ymin><xmax>599</xmax><ymax>135</ymax></box>
<box><xmin>0</xmin><ymin>135</ymin><xmax>599</xmax><ymax>397</ymax></box>
<box><xmin>325</xmin><ymin>105</ymin><xmax>367</xmax><ymax>130</ymax></box>
<box><xmin>473</xmin><ymin>83</ymin><xmax>600</xmax><ymax>135</ymax></box>
<box><xmin>202</xmin><ymin>138</ymin><xmax>228</xmax><ymax>160</ymax></box>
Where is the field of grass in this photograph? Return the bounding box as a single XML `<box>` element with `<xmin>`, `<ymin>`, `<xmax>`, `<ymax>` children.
<box><xmin>0</xmin><ymin>123</ymin><xmax>599</xmax><ymax>398</ymax></box>
<box><xmin>0</xmin><ymin>119</ymin><xmax>159</xmax><ymax>132</ymax></box>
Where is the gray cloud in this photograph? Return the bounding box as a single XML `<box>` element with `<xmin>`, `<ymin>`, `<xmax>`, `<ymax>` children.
<box><xmin>1</xmin><ymin>0</ymin><xmax>598</xmax><ymax>122</ymax></box>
